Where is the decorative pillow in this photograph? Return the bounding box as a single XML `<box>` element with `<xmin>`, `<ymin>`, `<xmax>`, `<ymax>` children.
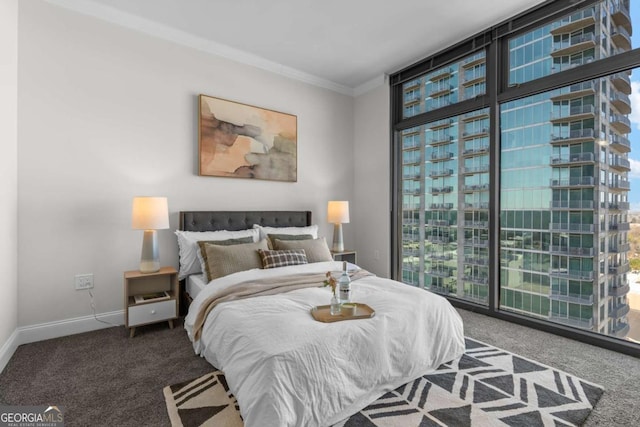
<box><xmin>273</xmin><ymin>237</ymin><xmax>333</xmax><ymax>263</ymax></box>
<box><xmin>257</xmin><ymin>249</ymin><xmax>308</xmax><ymax>269</ymax></box>
<box><xmin>198</xmin><ymin>237</ymin><xmax>255</xmax><ymax>282</ymax></box>
<box><xmin>175</xmin><ymin>229</ymin><xmax>259</xmax><ymax>280</ymax></box>
<box><xmin>266</xmin><ymin>233</ymin><xmax>313</xmax><ymax>249</ymax></box>
<box><xmin>202</xmin><ymin>239</ymin><xmax>269</xmax><ymax>281</ymax></box>
<box><xmin>253</xmin><ymin>224</ymin><xmax>318</xmax><ymax>242</ymax></box>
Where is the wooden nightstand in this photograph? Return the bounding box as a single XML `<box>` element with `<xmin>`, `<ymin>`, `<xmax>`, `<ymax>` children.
<box><xmin>124</xmin><ymin>266</ymin><xmax>179</xmax><ymax>338</ymax></box>
<box><xmin>331</xmin><ymin>250</ymin><xmax>357</xmax><ymax>264</ymax></box>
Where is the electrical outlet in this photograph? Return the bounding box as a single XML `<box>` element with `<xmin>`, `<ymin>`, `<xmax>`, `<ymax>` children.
<box><xmin>75</xmin><ymin>274</ymin><xmax>94</xmax><ymax>290</ymax></box>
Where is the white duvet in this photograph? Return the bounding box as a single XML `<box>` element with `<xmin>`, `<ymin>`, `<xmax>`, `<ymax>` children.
<box><xmin>184</xmin><ymin>261</ymin><xmax>464</xmax><ymax>427</ymax></box>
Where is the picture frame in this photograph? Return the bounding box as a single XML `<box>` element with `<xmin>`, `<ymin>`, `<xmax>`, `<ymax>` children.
<box><xmin>198</xmin><ymin>94</ymin><xmax>298</xmax><ymax>182</ymax></box>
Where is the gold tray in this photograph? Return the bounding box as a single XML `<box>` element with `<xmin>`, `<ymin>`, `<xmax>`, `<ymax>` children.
<box><xmin>310</xmin><ymin>303</ymin><xmax>375</xmax><ymax>323</ymax></box>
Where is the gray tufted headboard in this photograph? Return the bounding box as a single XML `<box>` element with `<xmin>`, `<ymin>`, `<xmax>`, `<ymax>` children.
<box><xmin>179</xmin><ymin>211</ymin><xmax>312</xmax><ymax>232</ymax></box>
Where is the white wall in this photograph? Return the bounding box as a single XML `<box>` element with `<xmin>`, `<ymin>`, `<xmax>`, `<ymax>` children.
<box><xmin>17</xmin><ymin>1</ymin><xmax>354</xmax><ymax>326</ymax></box>
<box><xmin>353</xmin><ymin>83</ymin><xmax>391</xmax><ymax>278</ymax></box>
<box><xmin>0</xmin><ymin>0</ymin><xmax>19</xmax><ymax>366</ymax></box>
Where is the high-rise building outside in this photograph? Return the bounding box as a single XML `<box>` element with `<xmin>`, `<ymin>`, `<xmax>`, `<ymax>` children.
<box><xmin>400</xmin><ymin>0</ymin><xmax>632</xmax><ymax>339</ymax></box>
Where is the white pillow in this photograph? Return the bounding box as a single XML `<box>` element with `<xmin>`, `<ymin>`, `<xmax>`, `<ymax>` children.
<box><xmin>175</xmin><ymin>229</ymin><xmax>259</xmax><ymax>280</ymax></box>
<box><xmin>252</xmin><ymin>224</ymin><xmax>318</xmax><ymax>241</ymax></box>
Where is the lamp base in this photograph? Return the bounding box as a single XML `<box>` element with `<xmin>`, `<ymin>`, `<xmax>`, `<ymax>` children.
<box><xmin>140</xmin><ymin>230</ymin><xmax>161</xmax><ymax>273</ymax></box>
<box><xmin>332</xmin><ymin>223</ymin><xmax>344</xmax><ymax>252</ymax></box>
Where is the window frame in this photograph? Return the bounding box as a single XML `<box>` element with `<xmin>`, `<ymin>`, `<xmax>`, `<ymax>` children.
<box><xmin>390</xmin><ymin>0</ymin><xmax>640</xmax><ymax>357</ymax></box>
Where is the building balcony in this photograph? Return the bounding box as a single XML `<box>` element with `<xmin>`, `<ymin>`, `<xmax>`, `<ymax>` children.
<box><xmin>464</xmin><ymin>256</ymin><xmax>489</xmax><ymax>266</ymax></box>
<box><xmin>549</xmin><ymin>269</ymin><xmax>594</xmax><ymax>281</ymax></box>
<box><xmin>430</xmin><ymin>284</ymin><xmax>457</xmax><ymax>295</ymax></box>
<box><xmin>610</xmin><ymin>72</ymin><xmax>632</xmax><ymax>95</ymax></box>
<box><xmin>609</xmin><ymin>135</ymin><xmax>631</xmax><ymax>153</ymax></box>
<box><xmin>461</xmin><ymin>165</ymin><xmax>490</xmax><ymax>175</ymax></box>
<box><xmin>429</xmin><ymin>253</ymin><xmax>453</xmax><ymax>261</ymax></box>
<box><xmin>462</xmin><ymin>146</ymin><xmax>489</xmax><ymax>156</ymax></box>
<box><xmin>611</xmin><ymin>322</ymin><xmax>630</xmax><ymax>338</ymax></box>
<box><xmin>429</xmin><ymin>169</ymin><xmax>454</xmax><ymax>178</ymax></box>
<box><xmin>548</xmin><ymin>313</ymin><xmax>594</xmax><ymax>330</ymax></box>
<box><xmin>610</xmin><ymin>114</ymin><xmax>631</xmax><ymax>134</ymax></box>
<box><xmin>550</xmin><ymin>200</ymin><xmax>594</xmax><ymax>209</ymax></box>
<box><xmin>462</xmin><ymin>53</ymin><xmax>485</xmax><ymax>68</ymax></box>
<box><xmin>550</xmin><ymin>11</ymin><xmax>596</xmax><ymax>35</ymax></box>
<box><xmin>550</xmin><ymin>152</ymin><xmax>595</xmax><ymax>166</ymax></box>
<box><xmin>430</xmin><ymin>151</ymin><xmax>454</xmax><ymax>162</ymax></box>
<box><xmin>609</xmin><ymin>243</ymin><xmax>631</xmax><ymax>253</ymax></box>
<box><xmin>550</xmin><ymin>104</ymin><xmax>596</xmax><ymax>122</ymax></box>
<box><xmin>550</xmin><ymin>81</ymin><xmax>595</xmax><ymax>101</ymax></box>
<box><xmin>427</xmin><ymin>118</ymin><xmax>454</xmax><ymax>130</ymax></box>
<box><xmin>464</xmin><ymin>220</ymin><xmax>488</xmax><ymax>228</ymax></box>
<box><xmin>611</xmin><ymin>91</ymin><xmax>632</xmax><ymax>115</ymax></box>
<box><xmin>461</xmin><ymin>71</ymin><xmax>485</xmax><ymax>86</ymax></box>
<box><xmin>611</xmin><ymin>25</ymin><xmax>632</xmax><ymax>51</ymax></box>
<box><xmin>462</xmin><ymin>275</ymin><xmax>489</xmax><ymax>286</ymax></box>
<box><xmin>550</xmin><ymin>128</ymin><xmax>595</xmax><ymax>144</ymax></box>
<box><xmin>609</xmin><ymin>262</ymin><xmax>630</xmax><ymax>275</ymax></box>
<box><xmin>463</xmin><ymin>110</ymin><xmax>489</xmax><ymax>121</ymax></box>
<box><xmin>429</xmin><ymin>203</ymin><xmax>454</xmax><ymax>210</ymax></box>
<box><xmin>550</xmin><ymin>246</ymin><xmax>594</xmax><ymax>256</ymax></box>
<box><xmin>610</xmin><ymin>303</ymin><xmax>630</xmax><ymax>319</ymax></box>
<box><xmin>403</xmin><ymin>263</ymin><xmax>421</xmax><ymax>272</ymax></box>
<box><xmin>402</xmin><ymin>233</ymin><xmax>419</xmax><ymax>241</ymax></box>
<box><xmin>426</xmin><ymin>236</ymin><xmax>452</xmax><ymax>245</ymax></box>
<box><xmin>609</xmin><ymin>180</ymin><xmax>631</xmax><ymax>192</ymax></box>
<box><xmin>609</xmin><ymin>222</ymin><xmax>631</xmax><ymax>232</ymax></box>
<box><xmin>427</xmin><ymin>220</ymin><xmax>450</xmax><ymax>226</ymax></box>
<box><xmin>428</xmin><ymin>67</ymin><xmax>453</xmax><ymax>82</ymax></box>
<box><xmin>610</xmin><ymin>156</ymin><xmax>631</xmax><ymax>172</ymax></box>
<box><xmin>549</xmin><ymin>222</ymin><xmax>595</xmax><ymax>233</ymax></box>
<box><xmin>462</xmin><ymin>128</ymin><xmax>489</xmax><ymax>139</ymax></box>
<box><xmin>549</xmin><ymin>291</ymin><xmax>594</xmax><ymax>305</ymax></box>
<box><xmin>428</xmin><ymin>268</ymin><xmax>452</xmax><ymax>278</ymax></box>
<box><xmin>402</xmin><ymin>172</ymin><xmax>422</xmax><ymax>180</ymax></box>
<box><xmin>549</xmin><ymin>176</ymin><xmax>594</xmax><ymax>187</ymax></box>
<box><xmin>610</xmin><ymin>0</ymin><xmax>632</xmax><ymax>34</ymax></box>
<box><xmin>403</xmin><ymin>92</ymin><xmax>422</xmax><ymax>105</ymax></box>
<box><xmin>462</xmin><ymin>183</ymin><xmax>489</xmax><ymax>192</ymax></box>
<box><xmin>429</xmin><ymin>135</ymin><xmax>454</xmax><ymax>146</ymax></box>
<box><xmin>403</xmin><ymin>188</ymin><xmax>422</xmax><ymax>196</ymax></box>
<box><xmin>430</xmin><ymin>186</ymin><xmax>453</xmax><ymax>194</ymax></box>
<box><xmin>428</xmin><ymin>84</ymin><xmax>453</xmax><ymax>98</ymax></box>
<box><xmin>609</xmin><ymin>284</ymin><xmax>630</xmax><ymax>297</ymax></box>
<box><xmin>551</xmin><ymin>33</ymin><xmax>597</xmax><ymax>57</ymax></box>
<box><xmin>463</xmin><ymin>202</ymin><xmax>489</xmax><ymax>210</ymax></box>
<box><xmin>464</xmin><ymin>238</ymin><xmax>489</xmax><ymax>248</ymax></box>
<box><xmin>403</xmin><ymin>79</ymin><xmax>421</xmax><ymax>90</ymax></box>
<box><xmin>607</xmin><ymin>202</ymin><xmax>630</xmax><ymax>211</ymax></box>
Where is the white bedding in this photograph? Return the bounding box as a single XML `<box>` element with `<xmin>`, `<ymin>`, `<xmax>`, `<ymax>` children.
<box><xmin>186</xmin><ymin>273</ymin><xmax>207</xmax><ymax>299</ymax></box>
<box><xmin>184</xmin><ymin>261</ymin><xmax>464</xmax><ymax>427</ymax></box>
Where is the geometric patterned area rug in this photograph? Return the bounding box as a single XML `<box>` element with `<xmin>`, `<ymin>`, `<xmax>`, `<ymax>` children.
<box><xmin>164</xmin><ymin>337</ymin><xmax>604</xmax><ymax>427</ymax></box>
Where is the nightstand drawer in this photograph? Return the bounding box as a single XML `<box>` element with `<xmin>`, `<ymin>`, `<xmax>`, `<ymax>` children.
<box><xmin>128</xmin><ymin>300</ymin><xmax>176</xmax><ymax>327</ymax></box>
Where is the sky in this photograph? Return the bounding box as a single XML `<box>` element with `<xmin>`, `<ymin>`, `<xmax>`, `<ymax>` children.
<box><xmin>626</xmin><ymin>4</ymin><xmax>640</xmax><ymax>210</ymax></box>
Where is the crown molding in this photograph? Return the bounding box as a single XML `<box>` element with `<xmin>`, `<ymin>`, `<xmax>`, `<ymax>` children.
<box><xmin>43</xmin><ymin>0</ymin><xmax>355</xmax><ymax>96</ymax></box>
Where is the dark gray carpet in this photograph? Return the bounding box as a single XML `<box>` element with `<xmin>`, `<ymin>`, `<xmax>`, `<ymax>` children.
<box><xmin>1</xmin><ymin>310</ymin><xmax>639</xmax><ymax>426</ymax></box>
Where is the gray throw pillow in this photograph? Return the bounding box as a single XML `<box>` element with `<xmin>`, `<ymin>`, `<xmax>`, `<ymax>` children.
<box><xmin>198</xmin><ymin>237</ymin><xmax>254</xmax><ymax>282</ymax></box>
<box><xmin>203</xmin><ymin>239</ymin><xmax>269</xmax><ymax>281</ymax></box>
<box><xmin>273</xmin><ymin>237</ymin><xmax>333</xmax><ymax>263</ymax></box>
<box><xmin>267</xmin><ymin>233</ymin><xmax>314</xmax><ymax>249</ymax></box>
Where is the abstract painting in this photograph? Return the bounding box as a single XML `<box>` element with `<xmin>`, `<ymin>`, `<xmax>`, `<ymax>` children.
<box><xmin>198</xmin><ymin>95</ymin><xmax>297</xmax><ymax>182</ymax></box>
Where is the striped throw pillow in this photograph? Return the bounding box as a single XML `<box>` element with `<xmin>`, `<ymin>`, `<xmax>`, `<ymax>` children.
<box><xmin>258</xmin><ymin>249</ymin><xmax>308</xmax><ymax>269</ymax></box>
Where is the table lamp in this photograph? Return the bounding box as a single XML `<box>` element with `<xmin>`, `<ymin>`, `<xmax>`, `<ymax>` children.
<box><xmin>327</xmin><ymin>201</ymin><xmax>350</xmax><ymax>252</ymax></box>
<box><xmin>132</xmin><ymin>197</ymin><xmax>169</xmax><ymax>273</ymax></box>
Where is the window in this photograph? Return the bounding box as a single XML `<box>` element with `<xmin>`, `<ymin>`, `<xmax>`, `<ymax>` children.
<box><xmin>392</xmin><ymin>0</ymin><xmax>638</xmax><ymax>357</ymax></box>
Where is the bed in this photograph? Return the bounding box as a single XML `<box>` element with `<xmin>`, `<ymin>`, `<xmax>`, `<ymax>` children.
<box><xmin>179</xmin><ymin>210</ymin><xmax>464</xmax><ymax>427</ymax></box>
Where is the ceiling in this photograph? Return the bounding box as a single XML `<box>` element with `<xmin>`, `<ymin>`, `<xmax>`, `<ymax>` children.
<box><xmin>48</xmin><ymin>0</ymin><xmax>547</xmax><ymax>95</ymax></box>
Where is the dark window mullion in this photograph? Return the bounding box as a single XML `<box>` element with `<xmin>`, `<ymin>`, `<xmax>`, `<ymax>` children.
<box><xmin>394</xmin><ymin>96</ymin><xmax>489</xmax><ymax>132</ymax></box>
<box><xmin>487</xmin><ymin>34</ymin><xmax>500</xmax><ymax>313</ymax></box>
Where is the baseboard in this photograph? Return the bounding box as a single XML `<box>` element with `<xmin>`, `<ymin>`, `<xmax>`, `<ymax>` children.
<box><xmin>0</xmin><ymin>310</ymin><xmax>125</xmax><ymax>373</ymax></box>
<box><xmin>0</xmin><ymin>329</ymin><xmax>20</xmax><ymax>375</ymax></box>
<box><xmin>19</xmin><ymin>310</ymin><xmax>125</xmax><ymax>345</ymax></box>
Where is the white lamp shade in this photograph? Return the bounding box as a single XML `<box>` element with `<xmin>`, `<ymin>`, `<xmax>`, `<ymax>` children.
<box><xmin>132</xmin><ymin>197</ymin><xmax>169</xmax><ymax>230</ymax></box>
<box><xmin>327</xmin><ymin>201</ymin><xmax>350</xmax><ymax>224</ymax></box>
